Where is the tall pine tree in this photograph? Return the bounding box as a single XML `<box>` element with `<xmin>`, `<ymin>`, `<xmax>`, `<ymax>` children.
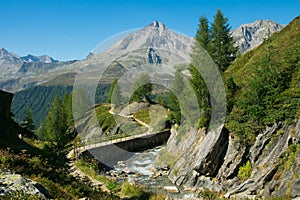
<box><xmin>196</xmin><ymin>16</ymin><xmax>210</xmax><ymax>49</ymax></box>
<box><xmin>44</xmin><ymin>96</ymin><xmax>72</xmax><ymax>151</ymax></box>
<box><xmin>21</xmin><ymin>107</ymin><xmax>35</xmax><ymax>131</ymax></box>
<box><xmin>209</xmin><ymin>9</ymin><xmax>237</xmax><ymax>72</ymax></box>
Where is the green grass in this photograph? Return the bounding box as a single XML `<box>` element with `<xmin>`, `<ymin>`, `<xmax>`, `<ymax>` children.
<box><xmin>134</xmin><ymin>108</ymin><xmax>151</xmax><ymax>124</ymax></box>
<box><xmin>75</xmin><ymin>159</ymin><xmax>120</xmax><ymax>191</ymax></box>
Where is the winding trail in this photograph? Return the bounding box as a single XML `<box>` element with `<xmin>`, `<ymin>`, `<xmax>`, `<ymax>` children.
<box><xmin>67</xmin><ymin>149</ymin><xmax>110</xmax><ymax>192</ymax></box>
<box><xmin>109</xmin><ymin>105</ymin><xmax>153</xmax><ymax>133</ymax></box>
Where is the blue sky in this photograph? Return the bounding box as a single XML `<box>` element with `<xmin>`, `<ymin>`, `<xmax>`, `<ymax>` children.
<box><xmin>0</xmin><ymin>0</ymin><xmax>299</xmax><ymax>61</ymax></box>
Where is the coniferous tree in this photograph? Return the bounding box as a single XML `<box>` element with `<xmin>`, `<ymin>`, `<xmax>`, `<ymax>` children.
<box><xmin>44</xmin><ymin>96</ymin><xmax>71</xmax><ymax>150</ymax></box>
<box><xmin>107</xmin><ymin>78</ymin><xmax>118</xmax><ymax>104</ymax></box>
<box><xmin>209</xmin><ymin>9</ymin><xmax>237</xmax><ymax>72</ymax></box>
<box><xmin>167</xmin><ymin>70</ymin><xmax>185</xmax><ymax>124</ymax></box>
<box><xmin>107</xmin><ymin>78</ymin><xmax>122</xmax><ymax>106</ymax></box>
<box><xmin>130</xmin><ymin>73</ymin><xmax>152</xmax><ymax>103</ymax></box>
<box><xmin>188</xmin><ymin>64</ymin><xmax>210</xmax><ymax>127</ymax></box>
<box><xmin>111</xmin><ymin>82</ymin><xmax>122</xmax><ymax>107</ymax></box>
<box><xmin>62</xmin><ymin>93</ymin><xmax>73</xmax><ymax>126</ymax></box>
<box><xmin>196</xmin><ymin>16</ymin><xmax>210</xmax><ymax>49</ymax></box>
<box><xmin>21</xmin><ymin>107</ymin><xmax>35</xmax><ymax>131</ymax></box>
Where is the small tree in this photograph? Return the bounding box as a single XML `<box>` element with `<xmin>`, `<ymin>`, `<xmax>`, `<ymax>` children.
<box><xmin>21</xmin><ymin>107</ymin><xmax>35</xmax><ymax>131</ymax></box>
<box><xmin>107</xmin><ymin>78</ymin><xmax>117</xmax><ymax>104</ymax></box>
<box><xmin>130</xmin><ymin>73</ymin><xmax>152</xmax><ymax>103</ymax></box>
<box><xmin>107</xmin><ymin>78</ymin><xmax>122</xmax><ymax>107</ymax></box>
<box><xmin>167</xmin><ymin>70</ymin><xmax>185</xmax><ymax>124</ymax></box>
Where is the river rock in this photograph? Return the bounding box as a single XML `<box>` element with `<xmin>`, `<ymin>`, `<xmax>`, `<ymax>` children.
<box><xmin>163</xmin><ymin>186</ymin><xmax>179</xmax><ymax>193</ymax></box>
<box><xmin>122</xmin><ymin>167</ymin><xmax>133</xmax><ymax>174</ymax></box>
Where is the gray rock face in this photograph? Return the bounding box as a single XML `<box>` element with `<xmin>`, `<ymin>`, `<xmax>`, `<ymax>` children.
<box><xmin>156</xmin><ymin>118</ymin><xmax>300</xmax><ymax>199</ymax></box>
<box><xmin>217</xmin><ymin>135</ymin><xmax>246</xmax><ymax>181</ymax></box>
<box><xmin>249</xmin><ymin>122</ymin><xmax>282</xmax><ymax>166</ymax></box>
<box><xmin>231</xmin><ymin>119</ymin><xmax>300</xmax><ymax>198</ymax></box>
<box><xmin>232</xmin><ymin>20</ymin><xmax>284</xmax><ymax>53</ymax></box>
<box><xmin>0</xmin><ymin>171</ymin><xmax>49</xmax><ymax>198</ymax></box>
<box><xmin>156</xmin><ymin>125</ymin><xmax>229</xmax><ymax>189</ymax></box>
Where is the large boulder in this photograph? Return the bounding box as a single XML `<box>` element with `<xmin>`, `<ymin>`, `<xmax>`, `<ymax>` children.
<box><xmin>156</xmin><ymin>125</ymin><xmax>229</xmax><ymax>191</ymax></box>
<box><xmin>0</xmin><ymin>171</ymin><xmax>50</xmax><ymax>198</ymax></box>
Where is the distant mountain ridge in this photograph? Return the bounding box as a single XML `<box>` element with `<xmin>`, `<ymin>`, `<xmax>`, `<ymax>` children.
<box><xmin>0</xmin><ymin>48</ymin><xmax>58</xmax><ymax>64</ymax></box>
<box><xmin>232</xmin><ymin>20</ymin><xmax>285</xmax><ymax>53</ymax></box>
<box><xmin>0</xmin><ymin>48</ymin><xmax>77</xmax><ymax>91</ymax></box>
<box><xmin>0</xmin><ymin>19</ymin><xmax>285</xmax><ymax>92</ymax></box>
<box><xmin>21</xmin><ymin>54</ymin><xmax>58</xmax><ymax>63</ymax></box>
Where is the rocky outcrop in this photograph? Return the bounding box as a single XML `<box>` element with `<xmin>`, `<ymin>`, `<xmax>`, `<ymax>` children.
<box><xmin>156</xmin><ymin>118</ymin><xmax>300</xmax><ymax>199</ymax></box>
<box><xmin>0</xmin><ymin>171</ymin><xmax>50</xmax><ymax>198</ymax></box>
<box><xmin>155</xmin><ymin>125</ymin><xmax>229</xmax><ymax>188</ymax></box>
<box><xmin>224</xmin><ymin>121</ymin><xmax>296</xmax><ymax>198</ymax></box>
<box><xmin>0</xmin><ymin>90</ymin><xmax>13</xmax><ymax>117</ymax></box>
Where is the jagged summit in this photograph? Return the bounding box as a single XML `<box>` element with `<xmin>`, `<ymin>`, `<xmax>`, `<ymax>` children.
<box><xmin>148</xmin><ymin>21</ymin><xmax>166</xmax><ymax>28</ymax></box>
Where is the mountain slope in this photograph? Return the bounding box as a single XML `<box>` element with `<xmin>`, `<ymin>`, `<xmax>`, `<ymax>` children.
<box><xmin>232</xmin><ymin>20</ymin><xmax>284</xmax><ymax>53</ymax></box>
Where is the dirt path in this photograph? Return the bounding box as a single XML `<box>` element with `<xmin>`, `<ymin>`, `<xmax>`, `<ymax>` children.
<box><xmin>109</xmin><ymin>105</ymin><xmax>153</xmax><ymax>133</ymax></box>
<box><xmin>67</xmin><ymin>149</ymin><xmax>110</xmax><ymax>192</ymax></box>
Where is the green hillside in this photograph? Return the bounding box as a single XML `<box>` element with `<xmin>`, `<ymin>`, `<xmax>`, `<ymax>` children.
<box><xmin>11</xmin><ymin>83</ymin><xmax>111</xmax><ymax>128</ymax></box>
<box><xmin>224</xmin><ymin>16</ymin><xmax>300</xmax><ymax>144</ymax></box>
<box><xmin>11</xmin><ymin>85</ymin><xmax>73</xmax><ymax>127</ymax></box>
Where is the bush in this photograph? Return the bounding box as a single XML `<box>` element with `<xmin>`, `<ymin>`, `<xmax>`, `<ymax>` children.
<box><xmin>238</xmin><ymin>160</ymin><xmax>252</xmax><ymax>181</ymax></box>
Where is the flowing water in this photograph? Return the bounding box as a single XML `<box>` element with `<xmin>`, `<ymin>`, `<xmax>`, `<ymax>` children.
<box><xmin>106</xmin><ymin>146</ymin><xmax>198</xmax><ymax>199</ymax></box>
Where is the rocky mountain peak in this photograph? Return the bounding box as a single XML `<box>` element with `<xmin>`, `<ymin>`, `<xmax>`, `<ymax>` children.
<box><xmin>0</xmin><ymin>48</ymin><xmax>21</xmax><ymax>63</ymax></box>
<box><xmin>232</xmin><ymin>19</ymin><xmax>285</xmax><ymax>53</ymax></box>
<box><xmin>148</xmin><ymin>20</ymin><xmax>166</xmax><ymax>28</ymax></box>
<box><xmin>0</xmin><ymin>48</ymin><xmax>8</xmax><ymax>54</ymax></box>
<box><xmin>104</xmin><ymin>21</ymin><xmax>193</xmax><ymax>62</ymax></box>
